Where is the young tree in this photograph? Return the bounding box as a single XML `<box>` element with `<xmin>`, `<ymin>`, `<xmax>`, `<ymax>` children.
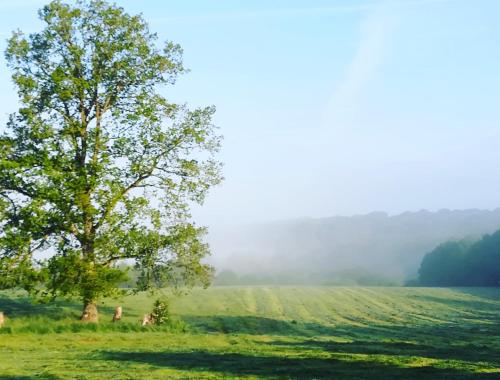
<box><xmin>0</xmin><ymin>0</ymin><xmax>222</xmax><ymax>322</ymax></box>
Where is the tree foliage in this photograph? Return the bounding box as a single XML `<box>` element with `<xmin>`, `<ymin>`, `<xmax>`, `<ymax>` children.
<box><xmin>418</xmin><ymin>231</ymin><xmax>500</xmax><ymax>286</ymax></box>
<box><xmin>0</xmin><ymin>0</ymin><xmax>222</xmax><ymax>317</ymax></box>
<box><xmin>418</xmin><ymin>241</ymin><xmax>470</xmax><ymax>286</ymax></box>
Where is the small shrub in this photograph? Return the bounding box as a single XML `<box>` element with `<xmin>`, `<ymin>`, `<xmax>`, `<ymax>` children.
<box><xmin>151</xmin><ymin>298</ymin><xmax>170</xmax><ymax>326</ymax></box>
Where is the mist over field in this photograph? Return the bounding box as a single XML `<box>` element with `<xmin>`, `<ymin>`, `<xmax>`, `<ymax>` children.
<box><xmin>208</xmin><ymin>209</ymin><xmax>500</xmax><ymax>283</ymax></box>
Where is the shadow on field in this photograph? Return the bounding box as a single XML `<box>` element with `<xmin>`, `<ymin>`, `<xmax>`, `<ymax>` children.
<box><xmin>271</xmin><ymin>338</ymin><xmax>500</xmax><ymax>367</ymax></box>
<box><xmin>0</xmin><ymin>376</ymin><xmax>61</xmax><ymax>380</ymax></box>
<box><xmin>98</xmin><ymin>350</ymin><xmax>498</xmax><ymax>380</ymax></box>
<box><xmin>182</xmin><ymin>315</ymin><xmax>500</xmax><ymax>370</ymax></box>
<box><xmin>337</xmin><ymin>321</ymin><xmax>500</xmax><ymax>340</ymax></box>
<box><xmin>183</xmin><ymin>315</ymin><xmax>337</xmax><ymax>335</ymax></box>
<box><xmin>0</xmin><ymin>294</ymin><xmax>114</xmax><ymax>320</ymax></box>
<box><xmin>0</xmin><ymin>296</ymin><xmax>71</xmax><ymax>319</ymax></box>
<box><xmin>408</xmin><ymin>294</ymin><xmax>499</xmax><ymax>314</ymax></box>
<box><xmin>183</xmin><ymin>314</ymin><xmax>500</xmax><ymax>340</ymax></box>
<box><xmin>453</xmin><ymin>288</ymin><xmax>500</xmax><ymax>302</ymax></box>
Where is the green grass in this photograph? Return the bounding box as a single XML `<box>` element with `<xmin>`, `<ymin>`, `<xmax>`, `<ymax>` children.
<box><xmin>1</xmin><ymin>287</ymin><xmax>500</xmax><ymax>379</ymax></box>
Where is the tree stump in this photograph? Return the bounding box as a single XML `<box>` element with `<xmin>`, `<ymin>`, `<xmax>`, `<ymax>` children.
<box><xmin>141</xmin><ymin>313</ymin><xmax>155</xmax><ymax>326</ymax></box>
<box><xmin>112</xmin><ymin>306</ymin><xmax>122</xmax><ymax>322</ymax></box>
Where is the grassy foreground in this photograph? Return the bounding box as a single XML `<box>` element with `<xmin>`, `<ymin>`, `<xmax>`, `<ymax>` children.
<box><xmin>1</xmin><ymin>287</ymin><xmax>500</xmax><ymax>379</ymax></box>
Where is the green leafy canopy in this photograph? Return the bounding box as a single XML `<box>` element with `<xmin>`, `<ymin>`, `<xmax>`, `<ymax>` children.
<box><xmin>0</xmin><ymin>0</ymin><xmax>222</xmax><ymax>305</ymax></box>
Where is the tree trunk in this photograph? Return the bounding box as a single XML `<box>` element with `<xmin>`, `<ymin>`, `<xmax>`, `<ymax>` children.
<box><xmin>80</xmin><ymin>301</ymin><xmax>99</xmax><ymax>323</ymax></box>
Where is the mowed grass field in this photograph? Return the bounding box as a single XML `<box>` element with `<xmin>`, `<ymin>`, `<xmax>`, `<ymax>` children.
<box><xmin>1</xmin><ymin>287</ymin><xmax>500</xmax><ymax>379</ymax></box>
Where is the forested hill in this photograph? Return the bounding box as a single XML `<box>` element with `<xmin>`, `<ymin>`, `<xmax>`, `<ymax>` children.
<box><xmin>210</xmin><ymin>209</ymin><xmax>500</xmax><ymax>281</ymax></box>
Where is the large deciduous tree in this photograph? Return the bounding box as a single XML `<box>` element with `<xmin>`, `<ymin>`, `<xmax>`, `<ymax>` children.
<box><xmin>0</xmin><ymin>0</ymin><xmax>222</xmax><ymax>322</ymax></box>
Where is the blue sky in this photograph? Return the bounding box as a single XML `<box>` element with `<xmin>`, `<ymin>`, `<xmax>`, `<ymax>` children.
<box><xmin>1</xmin><ymin>0</ymin><xmax>500</xmax><ymax>228</ymax></box>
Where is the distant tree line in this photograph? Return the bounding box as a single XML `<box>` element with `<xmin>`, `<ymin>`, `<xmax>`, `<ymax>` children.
<box><xmin>418</xmin><ymin>230</ymin><xmax>500</xmax><ymax>286</ymax></box>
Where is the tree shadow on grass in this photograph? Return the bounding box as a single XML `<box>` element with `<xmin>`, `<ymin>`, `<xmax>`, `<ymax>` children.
<box><xmin>270</xmin><ymin>338</ymin><xmax>500</xmax><ymax>367</ymax></box>
<box><xmin>182</xmin><ymin>314</ymin><xmax>500</xmax><ymax>341</ymax></box>
<box><xmin>182</xmin><ymin>315</ymin><xmax>500</xmax><ymax>368</ymax></box>
<box><xmin>0</xmin><ymin>296</ymin><xmax>72</xmax><ymax>320</ymax></box>
<box><xmin>408</xmin><ymin>294</ymin><xmax>500</xmax><ymax>314</ymax></box>
<box><xmin>0</xmin><ymin>376</ymin><xmax>61</xmax><ymax>380</ymax></box>
<box><xmin>453</xmin><ymin>288</ymin><xmax>500</xmax><ymax>302</ymax></box>
<box><xmin>335</xmin><ymin>322</ymin><xmax>500</xmax><ymax>341</ymax></box>
<box><xmin>326</xmin><ymin>322</ymin><xmax>500</xmax><ymax>365</ymax></box>
<box><xmin>0</xmin><ymin>293</ymin><xmax>114</xmax><ymax>320</ymax></box>
<box><xmin>182</xmin><ymin>315</ymin><xmax>338</xmax><ymax>336</ymax></box>
<box><xmin>98</xmin><ymin>350</ymin><xmax>498</xmax><ymax>380</ymax></box>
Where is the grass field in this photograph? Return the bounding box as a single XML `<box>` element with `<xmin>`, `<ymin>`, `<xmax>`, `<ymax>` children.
<box><xmin>1</xmin><ymin>287</ymin><xmax>500</xmax><ymax>379</ymax></box>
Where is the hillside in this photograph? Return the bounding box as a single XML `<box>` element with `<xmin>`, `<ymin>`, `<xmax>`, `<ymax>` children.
<box><xmin>209</xmin><ymin>209</ymin><xmax>500</xmax><ymax>280</ymax></box>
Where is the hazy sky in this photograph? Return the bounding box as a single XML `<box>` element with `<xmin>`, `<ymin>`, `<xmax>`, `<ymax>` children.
<box><xmin>1</xmin><ymin>0</ymin><xmax>500</xmax><ymax>229</ymax></box>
